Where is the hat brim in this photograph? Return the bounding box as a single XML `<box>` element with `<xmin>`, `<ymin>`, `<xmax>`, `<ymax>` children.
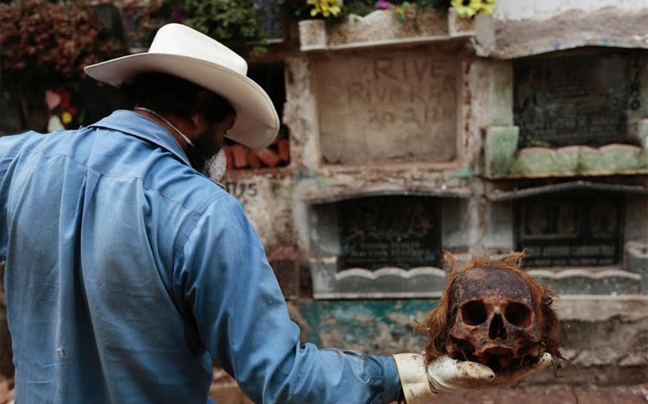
<box><xmin>84</xmin><ymin>53</ymin><xmax>279</xmax><ymax>150</ymax></box>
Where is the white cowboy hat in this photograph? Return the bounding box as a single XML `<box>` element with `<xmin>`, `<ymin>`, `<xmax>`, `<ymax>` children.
<box><xmin>84</xmin><ymin>23</ymin><xmax>279</xmax><ymax>150</ymax></box>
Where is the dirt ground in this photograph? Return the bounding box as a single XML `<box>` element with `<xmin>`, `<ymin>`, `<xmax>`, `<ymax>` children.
<box><xmin>3</xmin><ymin>370</ymin><xmax>646</xmax><ymax>403</ymax></box>
<box><xmin>210</xmin><ymin>367</ymin><xmax>648</xmax><ymax>404</ymax></box>
<box><xmin>434</xmin><ymin>384</ymin><xmax>648</xmax><ymax>404</ymax></box>
<box><xmin>210</xmin><ymin>382</ymin><xmax>648</xmax><ymax>404</ymax></box>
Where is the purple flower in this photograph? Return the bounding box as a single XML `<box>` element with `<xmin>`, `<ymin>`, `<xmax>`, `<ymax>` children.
<box><xmin>376</xmin><ymin>0</ymin><xmax>392</xmax><ymax>9</ymax></box>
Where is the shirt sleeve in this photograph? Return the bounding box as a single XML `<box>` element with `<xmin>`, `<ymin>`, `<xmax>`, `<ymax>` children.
<box><xmin>176</xmin><ymin>193</ymin><xmax>402</xmax><ymax>404</ymax></box>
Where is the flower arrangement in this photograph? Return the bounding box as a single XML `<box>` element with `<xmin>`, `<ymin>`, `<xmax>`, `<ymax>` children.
<box><xmin>288</xmin><ymin>0</ymin><xmax>494</xmax><ymax>24</ymax></box>
<box><xmin>307</xmin><ymin>0</ymin><xmax>342</xmax><ymax>17</ymax></box>
<box><xmin>44</xmin><ymin>87</ymin><xmax>79</xmax><ymax>131</ymax></box>
<box><xmin>390</xmin><ymin>0</ymin><xmax>494</xmax><ymax>19</ymax></box>
<box><xmin>450</xmin><ymin>0</ymin><xmax>494</xmax><ymax>18</ymax></box>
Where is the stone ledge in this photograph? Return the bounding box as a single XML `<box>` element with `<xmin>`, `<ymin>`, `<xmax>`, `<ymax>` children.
<box><xmin>299</xmin><ymin>9</ymin><xmax>474</xmax><ymax>52</ymax></box>
<box><xmin>484</xmin><ymin>125</ymin><xmax>648</xmax><ymax>178</ymax></box>
<box><xmin>309</xmin><ymin>257</ymin><xmax>447</xmax><ymax>299</ymax></box>
<box><xmin>474</xmin><ymin>6</ymin><xmax>648</xmax><ymax>59</ymax></box>
<box><xmin>529</xmin><ymin>269</ymin><xmax>642</xmax><ymax>296</ymax></box>
<box><xmin>554</xmin><ymin>295</ymin><xmax>648</xmax><ymax>322</ymax></box>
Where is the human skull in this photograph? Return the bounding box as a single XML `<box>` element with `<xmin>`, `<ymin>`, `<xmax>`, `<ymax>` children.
<box><xmin>445</xmin><ymin>266</ymin><xmax>543</xmax><ymax>372</ymax></box>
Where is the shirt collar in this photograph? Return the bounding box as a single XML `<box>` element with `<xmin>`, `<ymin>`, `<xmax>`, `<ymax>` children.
<box><xmin>89</xmin><ymin>110</ymin><xmax>191</xmax><ymax>166</ymax></box>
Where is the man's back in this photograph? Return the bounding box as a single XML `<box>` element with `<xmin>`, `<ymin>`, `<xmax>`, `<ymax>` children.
<box><xmin>0</xmin><ymin>110</ymin><xmax>401</xmax><ymax>404</ymax></box>
<box><xmin>0</xmin><ymin>111</ymin><xmax>222</xmax><ymax>402</ymax></box>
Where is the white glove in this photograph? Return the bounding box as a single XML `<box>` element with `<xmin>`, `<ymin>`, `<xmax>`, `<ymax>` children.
<box><xmin>393</xmin><ymin>353</ymin><xmax>552</xmax><ymax>404</ymax></box>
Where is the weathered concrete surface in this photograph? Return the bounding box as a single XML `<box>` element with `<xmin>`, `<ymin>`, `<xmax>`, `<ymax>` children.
<box><xmin>221</xmin><ymin>171</ymin><xmax>295</xmax><ymax>249</ymax></box>
<box><xmin>433</xmin><ymin>384</ymin><xmax>648</xmax><ymax>404</ymax></box>
<box><xmin>474</xmin><ymin>7</ymin><xmax>648</xmax><ymax>59</ymax></box>
<box><xmin>296</xmin><ymin>299</ymin><xmax>431</xmax><ymax>356</ymax></box>
<box><xmin>492</xmin><ymin>0</ymin><xmax>648</xmax><ymax>22</ymax></box>
<box><xmin>537</xmin><ymin>297</ymin><xmax>648</xmax><ymax>385</ymax></box>
<box><xmin>314</xmin><ymin>46</ymin><xmax>461</xmax><ymax>165</ymax></box>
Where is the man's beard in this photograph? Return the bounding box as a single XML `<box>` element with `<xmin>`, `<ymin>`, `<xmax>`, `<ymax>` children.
<box><xmin>188</xmin><ymin>122</ymin><xmax>222</xmax><ymax>171</ymax></box>
<box><xmin>186</xmin><ymin>147</ymin><xmax>209</xmax><ymax>171</ymax></box>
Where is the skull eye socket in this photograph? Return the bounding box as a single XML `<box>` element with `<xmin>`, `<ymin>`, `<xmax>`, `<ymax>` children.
<box><xmin>504</xmin><ymin>302</ymin><xmax>532</xmax><ymax>327</ymax></box>
<box><xmin>461</xmin><ymin>300</ymin><xmax>488</xmax><ymax>325</ymax></box>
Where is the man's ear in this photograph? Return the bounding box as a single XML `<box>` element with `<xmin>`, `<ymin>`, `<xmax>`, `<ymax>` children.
<box><xmin>190</xmin><ymin>113</ymin><xmax>201</xmax><ymax>128</ymax></box>
<box><xmin>190</xmin><ymin>112</ymin><xmax>207</xmax><ymax>133</ymax></box>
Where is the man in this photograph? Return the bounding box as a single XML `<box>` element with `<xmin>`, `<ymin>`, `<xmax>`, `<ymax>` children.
<box><xmin>0</xmin><ymin>24</ymin><xmax>550</xmax><ymax>403</ymax></box>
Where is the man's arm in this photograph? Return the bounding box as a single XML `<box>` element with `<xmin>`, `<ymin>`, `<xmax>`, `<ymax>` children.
<box><xmin>177</xmin><ymin>193</ymin><xmax>401</xmax><ymax>404</ymax></box>
<box><xmin>177</xmin><ymin>191</ymin><xmax>553</xmax><ymax>404</ymax></box>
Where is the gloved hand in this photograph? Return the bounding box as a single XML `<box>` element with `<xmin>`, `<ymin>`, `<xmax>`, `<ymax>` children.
<box><xmin>393</xmin><ymin>353</ymin><xmax>552</xmax><ymax>404</ymax></box>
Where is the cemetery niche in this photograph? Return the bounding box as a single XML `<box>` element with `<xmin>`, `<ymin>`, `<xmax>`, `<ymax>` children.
<box><xmin>486</xmin><ymin>182</ymin><xmax>646</xmax><ymax>296</ymax></box>
<box><xmin>513</xmin><ymin>50</ymin><xmax>640</xmax><ymax>148</ymax></box>
<box><xmin>337</xmin><ymin>196</ymin><xmax>441</xmax><ymax>271</ymax></box>
<box><xmin>307</xmin><ymin>194</ymin><xmax>455</xmax><ymax>299</ymax></box>
<box><xmin>515</xmin><ymin>194</ymin><xmax>624</xmax><ymax>268</ymax></box>
<box><xmin>484</xmin><ymin>48</ymin><xmax>648</xmax><ymax>179</ymax></box>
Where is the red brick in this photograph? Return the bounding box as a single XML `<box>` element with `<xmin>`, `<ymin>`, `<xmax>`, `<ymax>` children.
<box><xmin>224</xmin><ymin>146</ymin><xmax>235</xmax><ymax>170</ymax></box>
<box><xmin>256</xmin><ymin>149</ymin><xmax>281</xmax><ymax>168</ymax></box>
<box><xmin>230</xmin><ymin>145</ymin><xmax>248</xmax><ymax>169</ymax></box>
<box><xmin>277</xmin><ymin>139</ymin><xmax>290</xmax><ymax>162</ymax></box>
<box><xmin>247</xmin><ymin>151</ymin><xmax>262</xmax><ymax>169</ymax></box>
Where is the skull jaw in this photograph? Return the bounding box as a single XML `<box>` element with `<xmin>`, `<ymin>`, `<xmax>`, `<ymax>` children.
<box><xmin>446</xmin><ymin>337</ymin><xmax>542</xmax><ymax>372</ymax></box>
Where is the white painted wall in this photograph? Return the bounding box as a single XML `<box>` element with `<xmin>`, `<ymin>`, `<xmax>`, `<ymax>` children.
<box><xmin>494</xmin><ymin>0</ymin><xmax>648</xmax><ymax>21</ymax></box>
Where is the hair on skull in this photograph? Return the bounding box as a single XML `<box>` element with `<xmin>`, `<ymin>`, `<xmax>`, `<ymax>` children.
<box><xmin>416</xmin><ymin>252</ymin><xmax>563</xmax><ymax>372</ymax></box>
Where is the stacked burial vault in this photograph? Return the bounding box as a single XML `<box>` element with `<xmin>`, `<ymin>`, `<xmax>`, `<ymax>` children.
<box><xmin>225</xmin><ymin>3</ymin><xmax>648</xmax><ymax>385</ymax></box>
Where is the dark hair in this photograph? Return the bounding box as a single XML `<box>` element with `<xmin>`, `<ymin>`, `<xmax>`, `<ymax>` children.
<box><xmin>122</xmin><ymin>72</ymin><xmax>235</xmax><ymax>123</ymax></box>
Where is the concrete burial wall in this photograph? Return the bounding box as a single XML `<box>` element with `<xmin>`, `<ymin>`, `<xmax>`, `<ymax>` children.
<box><xmin>222</xmin><ymin>0</ymin><xmax>648</xmax><ymax>387</ymax></box>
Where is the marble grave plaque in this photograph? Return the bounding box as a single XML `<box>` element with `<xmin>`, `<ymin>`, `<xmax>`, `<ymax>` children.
<box><xmin>337</xmin><ymin>196</ymin><xmax>441</xmax><ymax>271</ymax></box>
<box><xmin>514</xmin><ymin>51</ymin><xmax>645</xmax><ymax>148</ymax></box>
<box><xmin>516</xmin><ymin>195</ymin><xmax>624</xmax><ymax>267</ymax></box>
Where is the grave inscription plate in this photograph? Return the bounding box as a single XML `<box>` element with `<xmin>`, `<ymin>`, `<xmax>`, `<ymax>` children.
<box><xmin>516</xmin><ymin>195</ymin><xmax>624</xmax><ymax>267</ymax></box>
<box><xmin>337</xmin><ymin>196</ymin><xmax>441</xmax><ymax>271</ymax></box>
<box><xmin>514</xmin><ymin>51</ymin><xmax>644</xmax><ymax>148</ymax></box>
<box><xmin>316</xmin><ymin>49</ymin><xmax>458</xmax><ymax>165</ymax></box>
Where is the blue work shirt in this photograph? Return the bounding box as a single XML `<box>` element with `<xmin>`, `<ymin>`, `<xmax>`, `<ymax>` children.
<box><xmin>0</xmin><ymin>110</ymin><xmax>402</xmax><ymax>403</ymax></box>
